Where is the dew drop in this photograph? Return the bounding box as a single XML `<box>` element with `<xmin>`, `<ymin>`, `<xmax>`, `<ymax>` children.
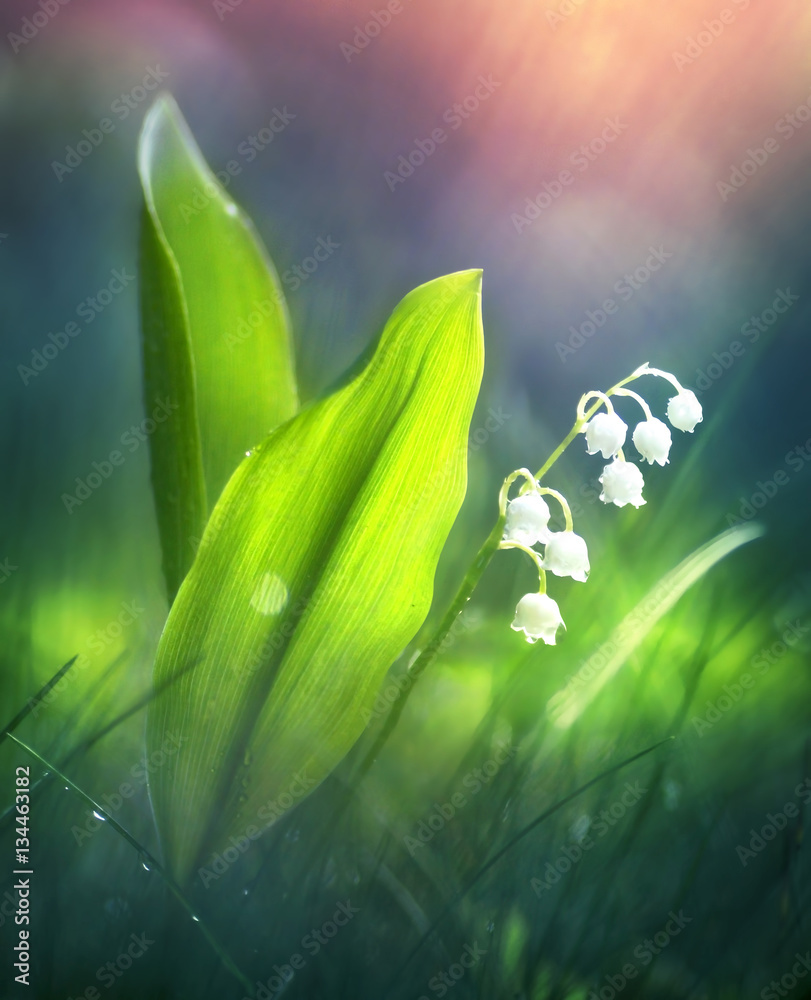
<box><xmin>140</xmin><ymin>854</ymin><xmax>152</xmax><ymax>872</ymax></box>
<box><xmin>243</xmin><ymin>750</ymin><xmax>253</xmax><ymax>767</ymax></box>
<box><xmin>486</xmin><ymin>921</ymin><xmax>495</xmax><ymax>934</ymax></box>
<box><xmin>92</xmin><ymin>810</ymin><xmax>106</xmax><ymax>822</ymax></box>
<box><xmin>191</xmin><ymin>914</ymin><xmax>201</xmax><ymax>922</ymax></box>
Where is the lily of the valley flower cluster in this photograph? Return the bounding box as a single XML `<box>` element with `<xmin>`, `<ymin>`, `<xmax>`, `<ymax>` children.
<box><xmin>502</xmin><ymin>364</ymin><xmax>702</xmax><ymax>645</ymax></box>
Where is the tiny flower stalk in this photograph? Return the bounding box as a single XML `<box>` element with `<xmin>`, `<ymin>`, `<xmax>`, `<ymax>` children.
<box><xmin>612</xmin><ymin>386</ymin><xmax>672</xmax><ymax>466</ymax></box>
<box><xmin>642</xmin><ymin>365</ymin><xmax>704</xmax><ymax>432</ymax></box>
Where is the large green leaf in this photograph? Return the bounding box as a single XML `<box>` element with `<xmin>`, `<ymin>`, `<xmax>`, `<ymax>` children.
<box><xmin>138</xmin><ymin>95</ymin><xmax>298</xmax><ymax>600</ymax></box>
<box><xmin>147</xmin><ymin>269</ymin><xmax>484</xmax><ymax>882</ymax></box>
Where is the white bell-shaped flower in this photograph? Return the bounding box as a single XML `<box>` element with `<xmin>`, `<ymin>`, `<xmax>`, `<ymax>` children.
<box><xmin>633</xmin><ymin>418</ymin><xmax>672</xmax><ymax>466</ymax></box>
<box><xmin>542</xmin><ymin>531</ymin><xmax>590</xmax><ymax>582</ymax></box>
<box><xmin>666</xmin><ymin>389</ymin><xmax>703</xmax><ymax>433</ymax></box>
<box><xmin>511</xmin><ymin>592</ymin><xmax>565</xmax><ymax>645</ymax></box>
<box><xmin>599</xmin><ymin>458</ymin><xmax>646</xmax><ymax>508</ymax></box>
<box><xmin>585</xmin><ymin>411</ymin><xmax>627</xmax><ymax>459</ymax></box>
<box><xmin>504</xmin><ymin>492</ymin><xmax>551</xmax><ymax>545</ymax></box>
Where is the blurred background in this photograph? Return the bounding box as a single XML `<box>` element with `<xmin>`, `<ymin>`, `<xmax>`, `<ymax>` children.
<box><xmin>1</xmin><ymin>0</ymin><xmax>810</xmax><ymax>997</ymax></box>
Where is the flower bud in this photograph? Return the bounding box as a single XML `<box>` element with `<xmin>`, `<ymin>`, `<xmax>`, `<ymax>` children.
<box><xmin>504</xmin><ymin>492</ymin><xmax>551</xmax><ymax>545</ymax></box>
<box><xmin>511</xmin><ymin>592</ymin><xmax>565</xmax><ymax>645</ymax></box>
<box><xmin>666</xmin><ymin>389</ymin><xmax>703</xmax><ymax>433</ymax></box>
<box><xmin>585</xmin><ymin>411</ymin><xmax>628</xmax><ymax>459</ymax></box>
<box><xmin>632</xmin><ymin>417</ymin><xmax>672</xmax><ymax>466</ymax></box>
<box><xmin>599</xmin><ymin>458</ymin><xmax>646</xmax><ymax>508</ymax></box>
<box><xmin>542</xmin><ymin>531</ymin><xmax>590</xmax><ymax>582</ymax></box>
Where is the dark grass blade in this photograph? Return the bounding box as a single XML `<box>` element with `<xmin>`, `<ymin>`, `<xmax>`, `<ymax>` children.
<box><xmin>0</xmin><ymin>655</ymin><xmax>78</xmax><ymax>744</ymax></box>
<box><xmin>6</xmin><ymin>732</ymin><xmax>254</xmax><ymax>997</ymax></box>
<box><xmin>387</xmin><ymin>735</ymin><xmax>675</xmax><ymax>988</ymax></box>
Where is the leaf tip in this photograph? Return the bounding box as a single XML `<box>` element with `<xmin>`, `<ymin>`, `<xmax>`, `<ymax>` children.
<box><xmin>453</xmin><ymin>267</ymin><xmax>483</xmax><ymax>296</ymax></box>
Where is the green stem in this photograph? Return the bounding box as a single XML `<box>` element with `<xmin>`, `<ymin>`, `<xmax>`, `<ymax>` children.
<box><xmin>6</xmin><ymin>733</ymin><xmax>254</xmax><ymax>998</ymax></box>
<box><xmin>354</xmin><ymin>516</ymin><xmax>505</xmax><ymax>779</ymax></box>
